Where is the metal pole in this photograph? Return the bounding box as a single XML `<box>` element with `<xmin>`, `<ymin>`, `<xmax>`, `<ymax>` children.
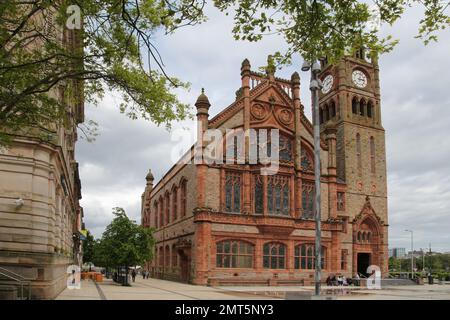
<box><xmin>311</xmin><ymin>67</ymin><xmax>322</xmax><ymax>297</ymax></box>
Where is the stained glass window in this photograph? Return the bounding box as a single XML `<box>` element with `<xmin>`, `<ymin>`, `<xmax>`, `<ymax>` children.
<box><xmin>254</xmin><ymin>175</ymin><xmax>263</xmax><ymax>214</ymax></box>
<box><xmin>263</xmin><ymin>243</ymin><xmax>286</xmax><ymax>269</ymax></box>
<box><xmin>301</xmin><ymin>148</ymin><xmax>314</xmax><ymax>172</ymax></box>
<box><xmin>216</xmin><ymin>240</ymin><xmax>254</xmax><ymax>268</ymax></box>
<box><xmin>225</xmin><ymin>172</ymin><xmax>241</xmax><ymax>213</ymax></box>
<box><xmin>267</xmin><ymin>175</ymin><xmax>290</xmax><ymax>215</ymax></box>
<box><xmin>279</xmin><ymin>135</ymin><xmax>292</xmax><ymax>161</ymax></box>
<box><xmin>302</xmin><ymin>182</ymin><xmax>315</xmax><ymax>219</ymax></box>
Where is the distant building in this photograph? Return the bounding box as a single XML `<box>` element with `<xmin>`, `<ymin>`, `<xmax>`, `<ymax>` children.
<box><xmin>389</xmin><ymin>248</ymin><xmax>406</xmax><ymax>258</ymax></box>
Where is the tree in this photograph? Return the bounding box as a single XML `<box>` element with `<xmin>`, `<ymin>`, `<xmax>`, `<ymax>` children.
<box><xmin>82</xmin><ymin>230</ymin><xmax>95</xmax><ymax>267</ymax></box>
<box><xmin>95</xmin><ymin>207</ymin><xmax>154</xmax><ymax>285</ymax></box>
<box><xmin>0</xmin><ymin>0</ymin><xmax>206</xmax><ymax>145</ymax></box>
<box><xmin>213</xmin><ymin>0</ymin><xmax>450</xmax><ymax>64</ymax></box>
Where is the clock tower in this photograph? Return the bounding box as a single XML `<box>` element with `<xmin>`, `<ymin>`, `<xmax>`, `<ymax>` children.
<box><xmin>318</xmin><ymin>50</ymin><xmax>389</xmax><ymax>276</ymax></box>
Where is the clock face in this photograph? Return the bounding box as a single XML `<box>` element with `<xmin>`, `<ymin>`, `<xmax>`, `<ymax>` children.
<box><xmin>321</xmin><ymin>75</ymin><xmax>333</xmax><ymax>94</ymax></box>
<box><xmin>352</xmin><ymin>70</ymin><xmax>368</xmax><ymax>88</ymax></box>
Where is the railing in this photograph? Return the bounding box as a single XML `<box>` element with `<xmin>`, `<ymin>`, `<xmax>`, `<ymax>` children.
<box><xmin>0</xmin><ymin>267</ymin><xmax>32</xmax><ymax>300</ymax></box>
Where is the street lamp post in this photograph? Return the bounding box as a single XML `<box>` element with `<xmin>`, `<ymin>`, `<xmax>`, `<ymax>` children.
<box><xmin>302</xmin><ymin>60</ymin><xmax>323</xmax><ymax>296</ymax></box>
<box><xmin>405</xmin><ymin>229</ymin><xmax>414</xmax><ymax>279</ymax></box>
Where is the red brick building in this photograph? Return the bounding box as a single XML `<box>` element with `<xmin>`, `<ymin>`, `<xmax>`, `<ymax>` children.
<box><xmin>141</xmin><ymin>53</ymin><xmax>388</xmax><ymax>286</ymax></box>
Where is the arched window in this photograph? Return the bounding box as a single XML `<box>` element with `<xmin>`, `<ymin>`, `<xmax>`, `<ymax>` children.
<box><xmin>216</xmin><ymin>240</ymin><xmax>254</xmax><ymax>268</ymax></box>
<box><xmin>267</xmin><ymin>175</ymin><xmax>289</xmax><ymax>215</ymax></box>
<box><xmin>263</xmin><ymin>243</ymin><xmax>286</xmax><ymax>269</ymax></box>
<box><xmin>159</xmin><ymin>196</ymin><xmax>164</xmax><ymax>227</ymax></box>
<box><xmin>324</xmin><ymin>103</ymin><xmax>329</xmax><ymax>122</ymax></box>
<box><xmin>356</xmin><ymin>133</ymin><xmax>362</xmax><ymax>174</ymax></box>
<box><xmin>172</xmin><ymin>244</ymin><xmax>178</xmax><ymax>267</ymax></box>
<box><xmin>352</xmin><ymin>97</ymin><xmax>359</xmax><ymax>115</ymax></box>
<box><xmin>159</xmin><ymin>246</ymin><xmax>163</xmax><ymax>267</ymax></box>
<box><xmin>357</xmin><ymin>231</ymin><xmax>361</xmax><ymax>242</ymax></box>
<box><xmin>330</xmin><ymin>101</ymin><xmax>336</xmax><ymax>118</ymax></box>
<box><xmin>180</xmin><ymin>179</ymin><xmax>187</xmax><ymax>217</ymax></box>
<box><xmin>225</xmin><ymin>172</ymin><xmax>241</xmax><ymax>213</ymax></box>
<box><xmin>370</xmin><ymin>136</ymin><xmax>376</xmax><ymax>174</ymax></box>
<box><xmin>172</xmin><ymin>186</ymin><xmax>178</xmax><ymax>221</ymax></box>
<box><xmin>165</xmin><ymin>245</ymin><xmax>170</xmax><ymax>267</ymax></box>
<box><xmin>153</xmin><ymin>201</ymin><xmax>158</xmax><ymax>228</ymax></box>
<box><xmin>294</xmin><ymin>244</ymin><xmax>326</xmax><ymax>270</ymax></box>
<box><xmin>302</xmin><ymin>181</ymin><xmax>314</xmax><ymax>219</ymax></box>
<box><xmin>362</xmin><ymin>232</ymin><xmax>366</xmax><ymax>242</ymax></box>
<box><xmin>165</xmin><ymin>191</ymin><xmax>170</xmax><ymax>225</ymax></box>
<box><xmin>301</xmin><ymin>147</ymin><xmax>314</xmax><ymax>172</ymax></box>
<box><xmin>367</xmin><ymin>100</ymin><xmax>373</xmax><ymax>118</ymax></box>
<box><xmin>360</xmin><ymin>99</ymin><xmax>366</xmax><ymax>116</ymax></box>
<box><xmin>279</xmin><ymin>135</ymin><xmax>292</xmax><ymax>161</ymax></box>
<box><xmin>254</xmin><ymin>174</ymin><xmax>263</xmax><ymax>214</ymax></box>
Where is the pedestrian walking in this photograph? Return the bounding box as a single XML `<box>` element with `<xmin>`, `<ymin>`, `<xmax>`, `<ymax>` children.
<box><xmin>131</xmin><ymin>269</ymin><xmax>136</xmax><ymax>282</ymax></box>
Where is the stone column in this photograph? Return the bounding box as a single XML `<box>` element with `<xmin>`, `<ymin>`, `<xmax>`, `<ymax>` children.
<box><xmin>194</xmin><ymin>89</ymin><xmax>210</xmax><ymax>208</ymax></box>
<box><xmin>241</xmin><ymin>59</ymin><xmax>252</xmax><ymax>213</ymax></box>
<box><xmin>291</xmin><ymin>72</ymin><xmax>302</xmax><ymax>219</ymax></box>
<box><xmin>325</xmin><ymin>122</ymin><xmax>338</xmax><ymax>220</ymax></box>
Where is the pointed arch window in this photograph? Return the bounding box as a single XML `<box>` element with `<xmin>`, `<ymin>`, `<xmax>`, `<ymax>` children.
<box><xmin>263</xmin><ymin>243</ymin><xmax>286</xmax><ymax>269</ymax></box>
<box><xmin>302</xmin><ymin>181</ymin><xmax>315</xmax><ymax>219</ymax></box>
<box><xmin>370</xmin><ymin>136</ymin><xmax>376</xmax><ymax>174</ymax></box>
<box><xmin>330</xmin><ymin>101</ymin><xmax>336</xmax><ymax>118</ymax></box>
<box><xmin>360</xmin><ymin>99</ymin><xmax>366</xmax><ymax>116</ymax></box>
<box><xmin>165</xmin><ymin>192</ymin><xmax>170</xmax><ymax>225</ymax></box>
<box><xmin>367</xmin><ymin>101</ymin><xmax>373</xmax><ymax>118</ymax></box>
<box><xmin>172</xmin><ymin>186</ymin><xmax>178</xmax><ymax>221</ymax></box>
<box><xmin>153</xmin><ymin>201</ymin><xmax>158</xmax><ymax>228</ymax></box>
<box><xmin>253</xmin><ymin>175</ymin><xmax>263</xmax><ymax>214</ymax></box>
<box><xmin>159</xmin><ymin>246</ymin><xmax>163</xmax><ymax>267</ymax></box>
<box><xmin>301</xmin><ymin>148</ymin><xmax>314</xmax><ymax>172</ymax></box>
<box><xmin>279</xmin><ymin>135</ymin><xmax>292</xmax><ymax>161</ymax></box>
<box><xmin>267</xmin><ymin>175</ymin><xmax>289</xmax><ymax>216</ymax></box>
<box><xmin>159</xmin><ymin>196</ymin><xmax>164</xmax><ymax>227</ymax></box>
<box><xmin>324</xmin><ymin>103</ymin><xmax>329</xmax><ymax>122</ymax></box>
<box><xmin>319</xmin><ymin>108</ymin><xmax>324</xmax><ymax>124</ymax></box>
<box><xmin>165</xmin><ymin>245</ymin><xmax>170</xmax><ymax>267</ymax></box>
<box><xmin>225</xmin><ymin>172</ymin><xmax>241</xmax><ymax>213</ymax></box>
<box><xmin>352</xmin><ymin>97</ymin><xmax>359</xmax><ymax>115</ymax></box>
<box><xmin>180</xmin><ymin>179</ymin><xmax>187</xmax><ymax>217</ymax></box>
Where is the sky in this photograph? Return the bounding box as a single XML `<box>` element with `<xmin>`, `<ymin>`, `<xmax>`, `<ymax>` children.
<box><xmin>77</xmin><ymin>4</ymin><xmax>450</xmax><ymax>253</ymax></box>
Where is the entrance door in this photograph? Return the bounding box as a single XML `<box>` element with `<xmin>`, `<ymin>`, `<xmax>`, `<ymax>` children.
<box><xmin>179</xmin><ymin>252</ymin><xmax>190</xmax><ymax>283</ymax></box>
<box><xmin>357</xmin><ymin>253</ymin><xmax>371</xmax><ymax>277</ymax></box>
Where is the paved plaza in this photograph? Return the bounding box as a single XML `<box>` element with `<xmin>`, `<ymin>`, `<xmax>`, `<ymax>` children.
<box><xmin>56</xmin><ymin>277</ymin><xmax>450</xmax><ymax>300</ymax></box>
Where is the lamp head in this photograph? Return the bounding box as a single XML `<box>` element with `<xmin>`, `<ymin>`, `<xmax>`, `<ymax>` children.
<box><xmin>312</xmin><ymin>61</ymin><xmax>321</xmax><ymax>73</ymax></box>
<box><xmin>301</xmin><ymin>61</ymin><xmax>311</xmax><ymax>72</ymax></box>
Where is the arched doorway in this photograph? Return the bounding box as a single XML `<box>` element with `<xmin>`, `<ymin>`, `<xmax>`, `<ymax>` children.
<box><xmin>352</xmin><ymin>197</ymin><xmax>384</xmax><ymax>277</ymax></box>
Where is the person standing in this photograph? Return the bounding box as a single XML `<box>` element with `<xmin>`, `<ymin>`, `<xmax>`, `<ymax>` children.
<box><xmin>131</xmin><ymin>269</ymin><xmax>137</xmax><ymax>282</ymax></box>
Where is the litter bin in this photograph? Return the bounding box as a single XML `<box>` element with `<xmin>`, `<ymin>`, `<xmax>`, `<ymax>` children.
<box><xmin>428</xmin><ymin>276</ymin><xmax>433</xmax><ymax>284</ymax></box>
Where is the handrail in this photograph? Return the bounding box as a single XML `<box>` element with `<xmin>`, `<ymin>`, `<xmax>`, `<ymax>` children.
<box><xmin>0</xmin><ymin>267</ymin><xmax>31</xmax><ymax>300</ymax></box>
